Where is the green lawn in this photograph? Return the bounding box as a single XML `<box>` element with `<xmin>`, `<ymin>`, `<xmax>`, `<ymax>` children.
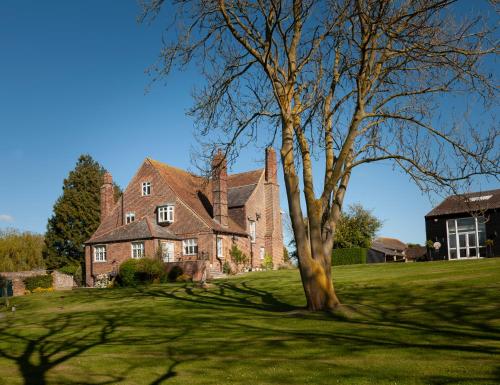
<box><xmin>1</xmin><ymin>259</ymin><xmax>499</xmax><ymax>385</ymax></box>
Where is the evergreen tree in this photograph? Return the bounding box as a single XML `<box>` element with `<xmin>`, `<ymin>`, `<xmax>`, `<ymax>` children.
<box><xmin>44</xmin><ymin>155</ymin><xmax>120</xmax><ymax>269</ymax></box>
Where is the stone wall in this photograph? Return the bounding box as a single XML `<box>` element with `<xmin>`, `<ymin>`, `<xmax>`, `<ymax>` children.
<box><xmin>51</xmin><ymin>271</ymin><xmax>74</xmax><ymax>290</ymax></box>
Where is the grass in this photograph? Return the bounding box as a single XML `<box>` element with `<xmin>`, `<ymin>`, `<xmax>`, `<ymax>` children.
<box><xmin>0</xmin><ymin>259</ymin><xmax>499</xmax><ymax>385</ymax></box>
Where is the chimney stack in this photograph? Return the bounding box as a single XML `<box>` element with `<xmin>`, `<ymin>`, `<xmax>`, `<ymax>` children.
<box><xmin>100</xmin><ymin>171</ymin><xmax>114</xmax><ymax>221</ymax></box>
<box><xmin>212</xmin><ymin>150</ymin><xmax>228</xmax><ymax>227</ymax></box>
<box><xmin>265</xmin><ymin>147</ymin><xmax>277</xmax><ymax>184</ymax></box>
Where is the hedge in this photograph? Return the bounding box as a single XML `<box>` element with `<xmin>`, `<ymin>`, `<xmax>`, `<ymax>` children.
<box><xmin>118</xmin><ymin>258</ymin><xmax>166</xmax><ymax>286</ymax></box>
<box><xmin>332</xmin><ymin>247</ymin><xmax>367</xmax><ymax>266</ymax></box>
<box><xmin>23</xmin><ymin>274</ymin><xmax>53</xmax><ymax>292</ymax></box>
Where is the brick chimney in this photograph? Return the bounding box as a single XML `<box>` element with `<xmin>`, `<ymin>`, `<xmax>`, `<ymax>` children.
<box><xmin>265</xmin><ymin>147</ymin><xmax>277</xmax><ymax>184</ymax></box>
<box><xmin>212</xmin><ymin>149</ymin><xmax>228</xmax><ymax>227</ymax></box>
<box><xmin>100</xmin><ymin>171</ymin><xmax>114</xmax><ymax>221</ymax></box>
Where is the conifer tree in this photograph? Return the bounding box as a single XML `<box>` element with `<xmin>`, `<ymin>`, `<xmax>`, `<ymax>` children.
<box><xmin>44</xmin><ymin>155</ymin><xmax>120</xmax><ymax>269</ymax></box>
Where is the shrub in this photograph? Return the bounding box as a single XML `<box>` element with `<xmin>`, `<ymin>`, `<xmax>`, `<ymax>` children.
<box><xmin>222</xmin><ymin>261</ymin><xmax>232</xmax><ymax>275</ymax></box>
<box><xmin>176</xmin><ymin>273</ymin><xmax>192</xmax><ymax>282</ymax></box>
<box><xmin>32</xmin><ymin>287</ymin><xmax>54</xmax><ymax>294</ymax></box>
<box><xmin>167</xmin><ymin>266</ymin><xmax>184</xmax><ymax>282</ymax></box>
<box><xmin>136</xmin><ymin>258</ymin><xmax>165</xmax><ymax>283</ymax></box>
<box><xmin>262</xmin><ymin>254</ymin><xmax>274</xmax><ymax>270</ymax></box>
<box><xmin>229</xmin><ymin>245</ymin><xmax>248</xmax><ymax>266</ymax></box>
<box><xmin>331</xmin><ymin>248</ymin><xmax>367</xmax><ymax>266</ymax></box>
<box><xmin>23</xmin><ymin>274</ymin><xmax>52</xmax><ymax>292</ymax></box>
<box><xmin>118</xmin><ymin>259</ymin><xmax>139</xmax><ymax>287</ymax></box>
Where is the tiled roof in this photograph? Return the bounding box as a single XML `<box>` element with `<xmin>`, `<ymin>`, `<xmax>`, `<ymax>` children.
<box><xmin>426</xmin><ymin>189</ymin><xmax>500</xmax><ymax>217</ymax></box>
<box><xmin>371</xmin><ymin>237</ymin><xmax>407</xmax><ymax>254</ymax></box>
<box><xmin>228</xmin><ymin>184</ymin><xmax>257</xmax><ymax>208</ymax></box>
<box><xmin>228</xmin><ymin>169</ymin><xmax>263</xmax><ymax>188</ymax></box>
<box><xmin>149</xmin><ymin>159</ymin><xmax>250</xmax><ymax>235</ymax></box>
<box><xmin>87</xmin><ymin>217</ymin><xmax>179</xmax><ymax>244</ymax></box>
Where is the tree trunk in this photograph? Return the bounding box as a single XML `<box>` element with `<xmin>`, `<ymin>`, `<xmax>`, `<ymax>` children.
<box><xmin>297</xmin><ymin>249</ymin><xmax>340</xmax><ymax>311</ymax></box>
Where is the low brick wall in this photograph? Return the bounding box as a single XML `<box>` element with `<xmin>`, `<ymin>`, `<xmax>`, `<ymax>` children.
<box><xmin>0</xmin><ymin>270</ymin><xmax>74</xmax><ymax>296</ymax></box>
<box><xmin>164</xmin><ymin>260</ymin><xmax>209</xmax><ymax>281</ymax></box>
<box><xmin>0</xmin><ymin>270</ymin><xmax>47</xmax><ymax>296</ymax></box>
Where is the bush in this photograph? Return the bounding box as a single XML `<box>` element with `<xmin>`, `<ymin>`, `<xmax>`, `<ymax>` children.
<box><xmin>167</xmin><ymin>266</ymin><xmax>184</xmax><ymax>282</ymax></box>
<box><xmin>23</xmin><ymin>274</ymin><xmax>53</xmax><ymax>292</ymax></box>
<box><xmin>332</xmin><ymin>248</ymin><xmax>367</xmax><ymax>266</ymax></box>
<box><xmin>176</xmin><ymin>273</ymin><xmax>192</xmax><ymax>282</ymax></box>
<box><xmin>229</xmin><ymin>245</ymin><xmax>248</xmax><ymax>266</ymax></box>
<box><xmin>118</xmin><ymin>258</ymin><xmax>166</xmax><ymax>286</ymax></box>
<box><xmin>222</xmin><ymin>261</ymin><xmax>232</xmax><ymax>275</ymax></box>
<box><xmin>262</xmin><ymin>254</ymin><xmax>274</xmax><ymax>270</ymax></box>
<box><xmin>118</xmin><ymin>259</ymin><xmax>139</xmax><ymax>287</ymax></box>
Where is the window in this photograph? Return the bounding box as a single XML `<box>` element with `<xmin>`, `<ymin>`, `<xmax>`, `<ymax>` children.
<box><xmin>141</xmin><ymin>182</ymin><xmax>151</xmax><ymax>196</ymax></box>
<box><xmin>259</xmin><ymin>246</ymin><xmax>265</xmax><ymax>260</ymax></box>
<box><xmin>161</xmin><ymin>241</ymin><xmax>175</xmax><ymax>263</ymax></box>
<box><xmin>125</xmin><ymin>212</ymin><xmax>135</xmax><ymax>224</ymax></box>
<box><xmin>131</xmin><ymin>242</ymin><xmax>144</xmax><ymax>259</ymax></box>
<box><xmin>249</xmin><ymin>220</ymin><xmax>256</xmax><ymax>243</ymax></box>
<box><xmin>158</xmin><ymin>205</ymin><xmax>174</xmax><ymax>223</ymax></box>
<box><xmin>183</xmin><ymin>239</ymin><xmax>198</xmax><ymax>256</ymax></box>
<box><xmin>217</xmin><ymin>237</ymin><xmax>223</xmax><ymax>258</ymax></box>
<box><xmin>94</xmin><ymin>245</ymin><xmax>106</xmax><ymax>262</ymax></box>
<box><xmin>446</xmin><ymin>216</ymin><xmax>486</xmax><ymax>259</ymax></box>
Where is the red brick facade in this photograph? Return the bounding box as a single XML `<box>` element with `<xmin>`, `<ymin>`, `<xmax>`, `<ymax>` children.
<box><xmin>85</xmin><ymin>148</ymin><xmax>284</xmax><ymax>286</ymax></box>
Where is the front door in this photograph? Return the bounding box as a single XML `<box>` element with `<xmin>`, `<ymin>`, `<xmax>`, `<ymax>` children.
<box><xmin>458</xmin><ymin>232</ymin><xmax>477</xmax><ymax>258</ymax></box>
<box><xmin>161</xmin><ymin>241</ymin><xmax>175</xmax><ymax>263</ymax></box>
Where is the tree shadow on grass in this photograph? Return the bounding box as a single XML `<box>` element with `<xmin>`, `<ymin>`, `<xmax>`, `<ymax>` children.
<box><xmin>137</xmin><ymin>280</ymin><xmax>298</xmax><ymax>313</ymax></box>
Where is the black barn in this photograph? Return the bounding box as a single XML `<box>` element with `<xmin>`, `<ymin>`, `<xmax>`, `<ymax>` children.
<box><xmin>425</xmin><ymin>189</ymin><xmax>500</xmax><ymax>260</ymax></box>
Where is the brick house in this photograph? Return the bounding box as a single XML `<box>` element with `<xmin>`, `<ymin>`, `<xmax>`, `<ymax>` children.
<box><xmin>84</xmin><ymin>148</ymin><xmax>284</xmax><ymax>286</ymax></box>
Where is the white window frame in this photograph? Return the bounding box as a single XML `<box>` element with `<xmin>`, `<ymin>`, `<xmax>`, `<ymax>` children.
<box><xmin>125</xmin><ymin>212</ymin><xmax>135</xmax><ymax>224</ymax></box>
<box><xmin>183</xmin><ymin>239</ymin><xmax>198</xmax><ymax>256</ymax></box>
<box><xmin>217</xmin><ymin>237</ymin><xmax>223</xmax><ymax>258</ymax></box>
<box><xmin>446</xmin><ymin>216</ymin><xmax>486</xmax><ymax>259</ymax></box>
<box><xmin>259</xmin><ymin>246</ymin><xmax>265</xmax><ymax>260</ymax></box>
<box><xmin>141</xmin><ymin>182</ymin><xmax>151</xmax><ymax>196</ymax></box>
<box><xmin>249</xmin><ymin>220</ymin><xmax>256</xmax><ymax>243</ymax></box>
<box><xmin>94</xmin><ymin>245</ymin><xmax>106</xmax><ymax>262</ymax></box>
<box><xmin>158</xmin><ymin>205</ymin><xmax>174</xmax><ymax>223</ymax></box>
<box><xmin>131</xmin><ymin>242</ymin><xmax>145</xmax><ymax>259</ymax></box>
<box><xmin>161</xmin><ymin>241</ymin><xmax>175</xmax><ymax>263</ymax></box>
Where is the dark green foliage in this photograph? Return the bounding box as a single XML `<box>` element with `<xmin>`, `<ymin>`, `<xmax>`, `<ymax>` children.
<box><xmin>23</xmin><ymin>275</ymin><xmax>52</xmax><ymax>292</ymax></box>
<box><xmin>334</xmin><ymin>204</ymin><xmax>382</xmax><ymax>249</ymax></box>
<box><xmin>118</xmin><ymin>260</ymin><xmax>138</xmax><ymax>287</ymax></box>
<box><xmin>167</xmin><ymin>266</ymin><xmax>184</xmax><ymax>282</ymax></box>
<box><xmin>44</xmin><ymin>155</ymin><xmax>121</xmax><ymax>269</ymax></box>
<box><xmin>229</xmin><ymin>245</ymin><xmax>248</xmax><ymax>266</ymax></box>
<box><xmin>332</xmin><ymin>248</ymin><xmax>367</xmax><ymax>266</ymax></box>
<box><xmin>0</xmin><ymin>229</ymin><xmax>45</xmax><ymax>272</ymax></box>
<box><xmin>58</xmin><ymin>264</ymin><xmax>83</xmax><ymax>286</ymax></box>
<box><xmin>118</xmin><ymin>258</ymin><xmax>166</xmax><ymax>286</ymax></box>
<box><xmin>222</xmin><ymin>261</ymin><xmax>231</xmax><ymax>275</ymax></box>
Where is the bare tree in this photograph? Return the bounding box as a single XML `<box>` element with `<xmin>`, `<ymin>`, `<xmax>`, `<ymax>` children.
<box><xmin>140</xmin><ymin>0</ymin><xmax>499</xmax><ymax>311</ymax></box>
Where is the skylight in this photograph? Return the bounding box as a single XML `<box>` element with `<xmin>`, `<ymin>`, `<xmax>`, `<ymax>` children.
<box><xmin>468</xmin><ymin>195</ymin><xmax>492</xmax><ymax>202</ymax></box>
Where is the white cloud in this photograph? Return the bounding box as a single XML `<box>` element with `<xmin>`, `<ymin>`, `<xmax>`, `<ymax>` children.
<box><xmin>0</xmin><ymin>214</ymin><xmax>14</xmax><ymax>222</ymax></box>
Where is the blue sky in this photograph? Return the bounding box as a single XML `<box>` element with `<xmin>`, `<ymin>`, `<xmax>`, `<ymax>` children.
<box><xmin>0</xmin><ymin>1</ymin><xmax>497</xmax><ymax>244</ymax></box>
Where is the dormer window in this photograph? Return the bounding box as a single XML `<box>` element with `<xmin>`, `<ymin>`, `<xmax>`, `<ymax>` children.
<box><xmin>158</xmin><ymin>205</ymin><xmax>174</xmax><ymax>223</ymax></box>
<box><xmin>142</xmin><ymin>182</ymin><xmax>151</xmax><ymax>196</ymax></box>
<box><xmin>125</xmin><ymin>212</ymin><xmax>135</xmax><ymax>224</ymax></box>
